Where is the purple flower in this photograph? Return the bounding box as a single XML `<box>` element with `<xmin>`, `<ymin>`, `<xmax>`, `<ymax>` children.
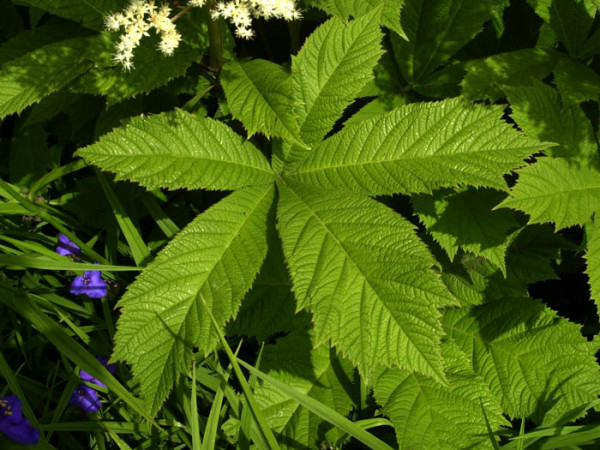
<box><xmin>0</xmin><ymin>395</ymin><xmax>40</xmax><ymax>445</ymax></box>
<box><xmin>56</xmin><ymin>234</ymin><xmax>81</xmax><ymax>257</ymax></box>
<box><xmin>68</xmin><ymin>385</ymin><xmax>101</xmax><ymax>413</ymax></box>
<box><xmin>80</xmin><ymin>356</ymin><xmax>117</xmax><ymax>389</ymax></box>
<box><xmin>70</xmin><ymin>270</ymin><xmax>107</xmax><ymax>298</ymax></box>
<box><xmin>69</xmin><ymin>356</ymin><xmax>116</xmax><ymax>413</ymax></box>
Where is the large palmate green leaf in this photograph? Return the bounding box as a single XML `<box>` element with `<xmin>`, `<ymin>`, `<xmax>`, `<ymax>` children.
<box><xmin>0</xmin><ymin>37</ymin><xmax>91</xmax><ymax>118</ymax></box>
<box><xmin>13</xmin><ymin>0</ymin><xmax>126</xmax><ymax>30</ymax></box>
<box><xmin>305</xmin><ymin>0</ymin><xmax>405</xmax><ymax>38</ymax></box>
<box><xmin>392</xmin><ymin>0</ymin><xmax>507</xmax><ymax>83</ymax></box>
<box><xmin>412</xmin><ymin>188</ymin><xmax>519</xmax><ymax>275</ymax></box>
<box><xmin>113</xmin><ymin>185</ymin><xmax>274</xmax><ymax>414</ymax></box>
<box><xmin>221</xmin><ymin>59</ymin><xmax>302</xmax><ymax>144</ymax></box>
<box><xmin>291</xmin><ymin>8</ymin><xmax>384</xmax><ymax>148</ymax></box>
<box><xmin>498</xmin><ymin>158</ymin><xmax>600</xmax><ymax>229</ymax></box>
<box><xmin>289</xmin><ymin>98</ymin><xmax>546</xmax><ymax>195</ymax></box>
<box><xmin>444</xmin><ymin>298</ymin><xmax>600</xmax><ymax>424</ymax></box>
<box><xmin>506</xmin><ymin>81</ymin><xmax>599</xmax><ymax>168</ymax></box>
<box><xmin>253</xmin><ymin>331</ymin><xmax>356</xmax><ymax>449</ymax></box>
<box><xmin>277</xmin><ymin>181</ymin><xmax>456</xmax><ymax>380</ymax></box>
<box><xmin>374</xmin><ymin>341</ymin><xmax>508</xmax><ymax>449</ymax></box>
<box><xmin>77</xmin><ymin>110</ymin><xmax>274</xmax><ymax>191</ymax></box>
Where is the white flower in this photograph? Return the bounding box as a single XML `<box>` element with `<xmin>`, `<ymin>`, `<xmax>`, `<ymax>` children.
<box><xmin>105</xmin><ymin>0</ymin><xmax>302</xmax><ymax>70</ymax></box>
<box><xmin>211</xmin><ymin>0</ymin><xmax>301</xmax><ymax>40</ymax></box>
<box><xmin>105</xmin><ymin>0</ymin><xmax>184</xmax><ymax>69</ymax></box>
<box><xmin>104</xmin><ymin>13</ymin><xmax>122</xmax><ymax>31</ymax></box>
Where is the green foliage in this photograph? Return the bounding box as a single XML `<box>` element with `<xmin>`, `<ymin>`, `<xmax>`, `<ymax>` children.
<box><xmin>413</xmin><ymin>188</ymin><xmax>519</xmax><ymax>274</ymax></box>
<box><xmin>306</xmin><ymin>0</ymin><xmax>406</xmax><ymax>38</ymax></box>
<box><xmin>529</xmin><ymin>0</ymin><xmax>596</xmax><ymax>58</ymax></box>
<box><xmin>4</xmin><ymin>1</ymin><xmax>600</xmax><ymax>448</ymax></box>
<box><xmin>221</xmin><ymin>58</ymin><xmax>301</xmax><ymax>143</ymax></box>
<box><xmin>73</xmin><ymin>32</ymin><xmax>202</xmax><ymax>105</ymax></box>
<box><xmin>253</xmin><ymin>331</ymin><xmax>356</xmax><ymax>448</ymax></box>
<box><xmin>276</xmin><ymin>182</ymin><xmax>454</xmax><ymax>380</ymax></box>
<box><xmin>13</xmin><ymin>0</ymin><xmax>126</xmax><ymax>30</ymax></box>
<box><xmin>374</xmin><ymin>341</ymin><xmax>508</xmax><ymax>449</ymax></box>
<box><xmin>0</xmin><ymin>37</ymin><xmax>90</xmax><ymax>118</ymax></box>
<box><xmin>444</xmin><ymin>298</ymin><xmax>600</xmax><ymax>425</ymax></box>
<box><xmin>462</xmin><ymin>49</ymin><xmax>558</xmax><ymax>102</ymax></box>
<box><xmin>553</xmin><ymin>58</ymin><xmax>600</xmax><ymax>105</ymax></box>
<box><xmin>291</xmin><ymin>8</ymin><xmax>384</xmax><ymax>147</ymax></box>
<box><xmin>498</xmin><ymin>158</ymin><xmax>600</xmax><ymax>229</ymax></box>
<box><xmin>394</xmin><ymin>0</ymin><xmax>508</xmax><ymax>83</ymax></box>
<box><xmin>505</xmin><ymin>81</ymin><xmax>598</xmax><ymax>167</ymax></box>
<box><xmin>586</xmin><ymin>218</ymin><xmax>600</xmax><ymax>313</ymax></box>
<box><xmin>112</xmin><ymin>185</ymin><xmax>274</xmax><ymax>414</ymax></box>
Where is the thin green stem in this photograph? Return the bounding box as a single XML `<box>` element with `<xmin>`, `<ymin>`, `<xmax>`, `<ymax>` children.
<box><xmin>207</xmin><ymin>2</ymin><xmax>223</xmax><ymax>71</ymax></box>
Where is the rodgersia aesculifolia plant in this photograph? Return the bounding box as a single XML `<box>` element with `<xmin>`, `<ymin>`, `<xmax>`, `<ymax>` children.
<box><xmin>2</xmin><ymin>0</ymin><xmax>600</xmax><ymax>448</ymax></box>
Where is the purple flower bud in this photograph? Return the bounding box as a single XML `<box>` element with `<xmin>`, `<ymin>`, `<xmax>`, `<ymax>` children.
<box><xmin>70</xmin><ymin>270</ymin><xmax>107</xmax><ymax>298</ymax></box>
<box><xmin>56</xmin><ymin>234</ymin><xmax>81</xmax><ymax>257</ymax></box>
<box><xmin>68</xmin><ymin>385</ymin><xmax>101</xmax><ymax>413</ymax></box>
<box><xmin>0</xmin><ymin>395</ymin><xmax>40</xmax><ymax>445</ymax></box>
<box><xmin>80</xmin><ymin>356</ymin><xmax>117</xmax><ymax>388</ymax></box>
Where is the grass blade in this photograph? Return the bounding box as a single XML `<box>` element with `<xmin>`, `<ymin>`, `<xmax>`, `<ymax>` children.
<box><xmin>0</xmin><ymin>285</ymin><xmax>156</xmax><ymax>426</ymax></box>
<box><xmin>199</xmin><ymin>294</ymin><xmax>281</xmax><ymax>450</ymax></box>
<box><xmin>236</xmin><ymin>359</ymin><xmax>393</xmax><ymax>450</ymax></box>
<box><xmin>0</xmin><ymin>254</ymin><xmax>140</xmax><ymax>271</ymax></box>
<box><xmin>96</xmin><ymin>171</ymin><xmax>151</xmax><ymax>266</ymax></box>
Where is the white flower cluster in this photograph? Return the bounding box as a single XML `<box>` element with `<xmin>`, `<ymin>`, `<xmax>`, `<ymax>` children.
<box><xmin>105</xmin><ymin>0</ymin><xmax>181</xmax><ymax>70</ymax></box>
<box><xmin>190</xmin><ymin>0</ymin><xmax>301</xmax><ymax>39</ymax></box>
<box><xmin>105</xmin><ymin>0</ymin><xmax>301</xmax><ymax>70</ymax></box>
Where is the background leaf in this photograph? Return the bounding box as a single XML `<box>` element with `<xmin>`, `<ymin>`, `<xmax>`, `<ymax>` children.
<box><xmin>374</xmin><ymin>341</ymin><xmax>508</xmax><ymax>449</ymax></box>
<box><xmin>506</xmin><ymin>81</ymin><xmax>599</xmax><ymax>168</ymax></box>
<box><xmin>444</xmin><ymin>297</ymin><xmax>600</xmax><ymax>425</ymax></box>
<box><xmin>0</xmin><ymin>37</ymin><xmax>90</xmax><ymax>118</ymax></box>
<box><xmin>393</xmin><ymin>0</ymin><xmax>508</xmax><ymax>83</ymax></box>
<box><xmin>412</xmin><ymin>188</ymin><xmax>519</xmax><ymax>275</ymax></box>
<box><xmin>498</xmin><ymin>158</ymin><xmax>600</xmax><ymax>229</ymax></box>
<box><xmin>462</xmin><ymin>48</ymin><xmax>558</xmax><ymax>102</ymax></box>
<box><xmin>13</xmin><ymin>0</ymin><xmax>127</xmax><ymax>31</ymax></box>
<box><xmin>253</xmin><ymin>331</ymin><xmax>357</xmax><ymax>449</ymax></box>
<box><xmin>72</xmin><ymin>33</ymin><xmax>202</xmax><ymax>105</ymax></box>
